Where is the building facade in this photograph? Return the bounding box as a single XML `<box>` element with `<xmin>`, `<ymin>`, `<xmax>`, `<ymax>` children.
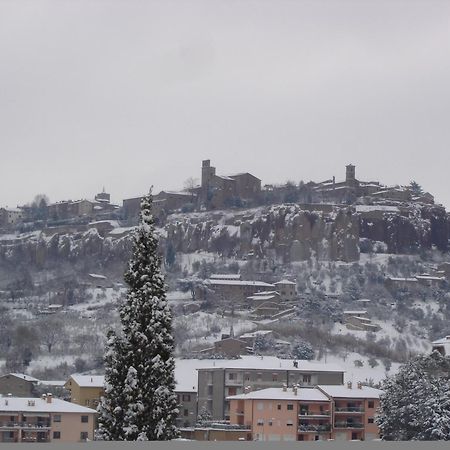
<box><xmin>0</xmin><ymin>395</ymin><xmax>96</xmax><ymax>443</ymax></box>
<box><xmin>228</xmin><ymin>383</ymin><xmax>381</xmax><ymax>442</ymax></box>
<box><xmin>197</xmin><ymin>359</ymin><xmax>344</xmax><ymax>421</ymax></box>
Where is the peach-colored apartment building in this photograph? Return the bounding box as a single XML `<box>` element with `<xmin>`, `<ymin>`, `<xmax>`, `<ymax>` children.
<box><xmin>228</xmin><ymin>382</ymin><xmax>381</xmax><ymax>442</ymax></box>
<box><xmin>0</xmin><ymin>394</ymin><xmax>96</xmax><ymax>443</ymax></box>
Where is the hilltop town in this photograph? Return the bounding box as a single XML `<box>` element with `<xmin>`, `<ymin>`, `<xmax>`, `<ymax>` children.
<box><xmin>1</xmin><ymin>161</ymin><xmax>450</xmax><ymax>442</ymax></box>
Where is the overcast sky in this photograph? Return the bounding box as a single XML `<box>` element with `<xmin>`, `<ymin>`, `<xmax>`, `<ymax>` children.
<box><xmin>1</xmin><ymin>0</ymin><xmax>449</xmax><ymax>208</ymax></box>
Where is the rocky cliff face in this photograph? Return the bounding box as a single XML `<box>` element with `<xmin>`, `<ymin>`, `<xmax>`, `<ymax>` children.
<box><xmin>0</xmin><ymin>204</ymin><xmax>448</xmax><ymax>281</ymax></box>
<box><xmin>167</xmin><ymin>205</ymin><xmax>360</xmax><ymax>262</ymax></box>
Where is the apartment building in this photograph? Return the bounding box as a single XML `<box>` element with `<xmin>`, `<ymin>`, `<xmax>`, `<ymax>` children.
<box><xmin>0</xmin><ymin>374</ymin><xmax>40</xmax><ymax>398</ymax></box>
<box><xmin>0</xmin><ymin>394</ymin><xmax>96</xmax><ymax>443</ymax></box>
<box><xmin>197</xmin><ymin>356</ymin><xmax>344</xmax><ymax>421</ymax></box>
<box><xmin>64</xmin><ymin>375</ymin><xmax>105</xmax><ymax>409</ymax></box>
<box><xmin>227</xmin><ymin>382</ymin><xmax>382</xmax><ymax>442</ymax></box>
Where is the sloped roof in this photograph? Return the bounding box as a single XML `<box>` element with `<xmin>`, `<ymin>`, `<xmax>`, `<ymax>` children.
<box><xmin>227</xmin><ymin>387</ymin><xmax>329</xmax><ymax>402</ymax></box>
<box><xmin>3</xmin><ymin>373</ymin><xmax>40</xmax><ymax>383</ymax></box>
<box><xmin>318</xmin><ymin>385</ymin><xmax>382</xmax><ymax>399</ymax></box>
<box><xmin>0</xmin><ymin>397</ymin><xmax>96</xmax><ymax>414</ymax></box>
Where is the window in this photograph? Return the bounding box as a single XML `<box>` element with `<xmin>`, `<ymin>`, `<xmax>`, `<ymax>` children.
<box><xmin>315</xmin><ymin>435</ymin><xmax>320</xmax><ymax>441</ymax></box>
<box><xmin>183</xmin><ymin>409</ymin><xmax>189</xmax><ymax>417</ymax></box>
<box><xmin>287</xmin><ymin>404</ymin><xmax>294</xmax><ymax>411</ymax></box>
<box><xmin>287</xmin><ymin>420</ymin><xmax>293</xmax><ymax>427</ymax></box>
<box><xmin>268</xmin><ymin>420</ymin><xmax>273</xmax><ymax>426</ymax></box>
<box><xmin>303</xmin><ymin>375</ymin><xmax>311</xmax><ymax>383</ymax></box>
<box><xmin>228</xmin><ymin>373</ymin><xmax>235</xmax><ymax>380</ymax></box>
<box><xmin>257</xmin><ymin>372</ymin><xmax>262</xmax><ymax>381</ymax></box>
<box><xmin>368</xmin><ymin>401</ymin><xmax>374</xmax><ymax>409</ymax></box>
<box><xmin>182</xmin><ymin>394</ymin><xmax>191</xmax><ymax>402</ymax></box>
<box><xmin>277</xmin><ymin>404</ymin><xmax>281</xmax><ymax>410</ymax></box>
<box><xmin>85</xmin><ymin>399</ymin><xmax>90</xmax><ymax>406</ymax></box>
<box><xmin>257</xmin><ymin>419</ymin><xmax>264</xmax><ymax>426</ymax></box>
<box><xmin>53</xmin><ymin>432</ymin><xmax>61</xmax><ymax>439</ymax></box>
<box><xmin>245</xmin><ymin>372</ymin><xmax>250</xmax><ymax>381</ymax></box>
<box><xmin>53</xmin><ymin>415</ymin><xmax>61</xmax><ymax>423</ymax></box>
<box><xmin>81</xmin><ymin>415</ymin><xmax>89</xmax><ymax>423</ymax></box>
<box><xmin>299</xmin><ymin>435</ymin><xmax>304</xmax><ymax>441</ymax></box>
<box><xmin>368</xmin><ymin>418</ymin><xmax>374</xmax><ymax>424</ymax></box>
<box><xmin>257</xmin><ymin>402</ymin><xmax>264</xmax><ymax>411</ymax></box>
<box><xmin>272</xmin><ymin>373</ymin><xmax>278</xmax><ymax>382</ymax></box>
<box><xmin>80</xmin><ymin>432</ymin><xmax>88</xmax><ymax>441</ymax></box>
<box><xmin>177</xmin><ymin>394</ymin><xmax>181</xmax><ymax>403</ymax></box>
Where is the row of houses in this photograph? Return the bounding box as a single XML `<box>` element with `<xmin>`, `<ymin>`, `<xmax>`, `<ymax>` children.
<box><xmin>0</xmin><ymin>355</ymin><xmax>384</xmax><ymax>442</ymax></box>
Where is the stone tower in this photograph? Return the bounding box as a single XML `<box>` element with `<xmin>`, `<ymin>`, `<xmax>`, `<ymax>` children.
<box><xmin>201</xmin><ymin>159</ymin><xmax>216</xmax><ymax>189</ymax></box>
<box><xmin>346</xmin><ymin>164</ymin><xmax>356</xmax><ymax>184</ymax></box>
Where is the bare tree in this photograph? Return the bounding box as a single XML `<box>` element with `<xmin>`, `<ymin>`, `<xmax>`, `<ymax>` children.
<box><xmin>183</xmin><ymin>177</ymin><xmax>199</xmax><ymax>191</ymax></box>
<box><xmin>38</xmin><ymin>316</ymin><xmax>64</xmax><ymax>353</ymax></box>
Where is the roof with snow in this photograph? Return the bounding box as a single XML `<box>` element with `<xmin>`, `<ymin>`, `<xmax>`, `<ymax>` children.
<box><xmin>210</xmin><ymin>274</ymin><xmax>242</xmax><ymax>280</ymax></box>
<box><xmin>88</xmin><ymin>273</ymin><xmax>107</xmax><ymax>280</ymax></box>
<box><xmin>67</xmin><ymin>375</ymin><xmax>105</xmax><ymax>388</ymax></box>
<box><xmin>195</xmin><ymin>356</ymin><xmax>344</xmax><ymax>373</ymax></box>
<box><xmin>274</xmin><ymin>280</ymin><xmax>296</xmax><ymax>285</ymax></box>
<box><xmin>343</xmin><ymin>310</ymin><xmax>367</xmax><ymax>315</ymax></box>
<box><xmin>227</xmin><ymin>387</ymin><xmax>329</xmax><ymax>402</ymax></box>
<box><xmin>206</xmin><ymin>280</ymin><xmax>275</xmax><ymax>288</ymax></box>
<box><xmin>247</xmin><ymin>294</ymin><xmax>279</xmax><ymax>301</ymax></box>
<box><xmin>0</xmin><ymin>397</ymin><xmax>97</xmax><ymax>414</ymax></box>
<box><xmin>1</xmin><ymin>373</ymin><xmax>40</xmax><ymax>383</ymax></box>
<box><xmin>318</xmin><ymin>385</ymin><xmax>383</xmax><ymax>399</ymax></box>
<box><xmin>239</xmin><ymin>330</ymin><xmax>273</xmax><ymax>339</ymax></box>
<box><xmin>432</xmin><ymin>336</ymin><xmax>450</xmax><ymax>346</ymax></box>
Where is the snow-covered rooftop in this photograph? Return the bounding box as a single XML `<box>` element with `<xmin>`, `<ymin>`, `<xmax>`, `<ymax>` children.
<box><xmin>88</xmin><ymin>273</ymin><xmax>107</xmax><ymax>280</ymax></box>
<box><xmin>274</xmin><ymin>280</ymin><xmax>296</xmax><ymax>285</ymax></box>
<box><xmin>195</xmin><ymin>356</ymin><xmax>344</xmax><ymax>373</ymax></box>
<box><xmin>432</xmin><ymin>336</ymin><xmax>450</xmax><ymax>345</ymax></box>
<box><xmin>0</xmin><ymin>397</ymin><xmax>97</xmax><ymax>414</ymax></box>
<box><xmin>239</xmin><ymin>330</ymin><xmax>273</xmax><ymax>339</ymax></box>
<box><xmin>227</xmin><ymin>387</ymin><xmax>329</xmax><ymax>402</ymax></box>
<box><xmin>206</xmin><ymin>280</ymin><xmax>275</xmax><ymax>287</ymax></box>
<box><xmin>2</xmin><ymin>373</ymin><xmax>40</xmax><ymax>383</ymax></box>
<box><xmin>247</xmin><ymin>294</ymin><xmax>278</xmax><ymax>301</ymax></box>
<box><xmin>318</xmin><ymin>385</ymin><xmax>382</xmax><ymax>399</ymax></box>
<box><xmin>68</xmin><ymin>375</ymin><xmax>105</xmax><ymax>388</ymax></box>
<box><xmin>343</xmin><ymin>310</ymin><xmax>367</xmax><ymax>315</ymax></box>
<box><xmin>210</xmin><ymin>274</ymin><xmax>242</xmax><ymax>280</ymax></box>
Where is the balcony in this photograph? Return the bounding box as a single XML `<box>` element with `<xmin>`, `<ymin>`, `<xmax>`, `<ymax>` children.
<box><xmin>225</xmin><ymin>378</ymin><xmax>243</xmax><ymax>387</ymax></box>
<box><xmin>298</xmin><ymin>424</ymin><xmax>331</xmax><ymax>433</ymax></box>
<box><xmin>0</xmin><ymin>421</ymin><xmax>51</xmax><ymax>429</ymax></box>
<box><xmin>334</xmin><ymin>422</ymin><xmax>364</xmax><ymax>429</ymax></box>
<box><xmin>299</xmin><ymin>412</ymin><xmax>331</xmax><ymax>418</ymax></box>
<box><xmin>334</xmin><ymin>407</ymin><xmax>365</xmax><ymax>413</ymax></box>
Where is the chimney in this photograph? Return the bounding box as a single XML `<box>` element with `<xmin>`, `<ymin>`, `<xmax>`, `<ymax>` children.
<box><xmin>244</xmin><ymin>386</ymin><xmax>251</xmax><ymax>394</ymax></box>
<box><xmin>293</xmin><ymin>360</ymin><xmax>298</xmax><ymax>368</ymax></box>
<box><xmin>282</xmin><ymin>384</ymin><xmax>287</xmax><ymax>392</ymax></box>
<box><xmin>357</xmin><ymin>382</ymin><xmax>362</xmax><ymax>390</ymax></box>
<box><xmin>7</xmin><ymin>393</ymin><xmax>12</xmax><ymax>397</ymax></box>
<box><xmin>5</xmin><ymin>399</ymin><xmax>8</xmax><ymax>406</ymax></box>
<box><xmin>47</xmin><ymin>393</ymin><xmax>52</xmax><ymax>404</ymax></box>
<box><xmin>347</xmin><ymin>381</ymin><xmax>352</xmax><ymax>389</ymax></box>
<box><xmin>293</xmin><ymin>384</ymin><xmax>298</xmax><ymax>396</ymax></box>
<box><xmin>41</xmin><ymin>394</ymin><xmax>47</xmax><ymax>401</ymax></box>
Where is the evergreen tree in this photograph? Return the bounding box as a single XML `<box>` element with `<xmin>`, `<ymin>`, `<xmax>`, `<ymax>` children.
<box><xmin>98</xmin><ymin>192</ymin><xmax>179</xmax><ymax>441</ymax></box>
<box><xmin>377</xmin><ymin>351</ymin><xmax>450</xmax><ymax>440</ymax></box>
<box><xmin>292</xmin><ymin>341</ymin><xmax>315</xmax><ymax>360</ymax></box>
<box><xmin>409</xmin><ymin>180</ymin><xmax>424</xmax><ymax>196</ymax></box>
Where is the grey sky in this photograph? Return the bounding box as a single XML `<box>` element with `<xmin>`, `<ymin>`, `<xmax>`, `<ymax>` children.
<box><xmin>1</xmin><ymin>0</ymin><xmax>449</xmax><ymax>208</ymax></box>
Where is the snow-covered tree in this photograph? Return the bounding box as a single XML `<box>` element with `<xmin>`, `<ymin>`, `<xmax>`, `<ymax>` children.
<box><xmin>98</xmin><ymin>192</ymin><xmax>179</xmax><ymax>441</ymax></box>
<box><xmin>377</xmin><ymin>351</ymin><xmax>450</xmax><ymax>440</ymax></box>
<box><xmin>292</xmin><ymin>341</ymin><xmax>314</xmax><ymax>360</ymax></box>
<box><xmin>196</xmin><ymin>405</ymin><xmax>213</xmax><ymax>425</ymax></box>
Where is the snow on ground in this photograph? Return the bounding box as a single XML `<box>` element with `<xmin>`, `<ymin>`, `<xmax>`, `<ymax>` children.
<box><xmin>318</xmin><ymin>351</ymin><xmax>401</xmax><ymax>385</ymax></box>
<box><xmin>331</xmin><ymin>319</ymin><xmax>430</xmax><ymax>354</ymax></box>
<box><xmin>68</xmin><ymin>287</ymin><xmax>124</xmax><ymax>313</ymax></box>
<box><xmin>174</xmin><ymin>311</ymin><xmax>257</xmax><ymax>350</ymax></box>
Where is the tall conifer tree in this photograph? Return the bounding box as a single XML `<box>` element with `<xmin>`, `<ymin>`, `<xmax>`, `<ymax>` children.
<box><xmin>98</xmin><ymin>192</ymin><xmax>179</xmax><ymax>440</ymax></box>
